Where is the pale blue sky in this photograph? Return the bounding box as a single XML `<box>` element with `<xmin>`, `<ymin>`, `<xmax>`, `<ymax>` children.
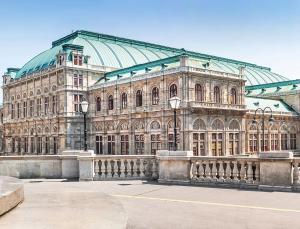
<box><xmin>0</xmin><ymin>0</ymin><xmax>299</xmax><ymax>79</ymax></box>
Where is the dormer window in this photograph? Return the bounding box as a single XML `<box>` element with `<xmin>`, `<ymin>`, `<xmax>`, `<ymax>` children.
<box><xmin>74</xmin><ymin>54</ymin><xmax>83</xmax><ymax>66</ymax></box>
<box><xmin>58</xmin><ymin>55</ymin><xmax>64</xmax><ymax>65</ymax></box>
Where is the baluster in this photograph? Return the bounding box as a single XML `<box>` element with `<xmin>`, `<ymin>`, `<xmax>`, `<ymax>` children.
<box><xmin>120</xmin><ymin>159</ymin><xmax>126</xmax><ymax>178</ymax></box>
<box><xmin>112</xmin><ymin>159</ymin><xmax>118</xmax><ymax>178</ymax></box>
<box><xmin>132</xmin><ymin>159</ymin><xmax>138</xmax><ymax>178</ymax></box>
<box><xmin>136</xmin><ymin>159</ymin><xmax>141</xmax><ymax>178</ymax></box>
<box><xmin>124</xmin><ymin>159</ymin><xmax>129</xmax><ymax>178</ymax></box>
<box><xmin>239</xmin><ymin>160</ymin><xmax>246</xmax><ymax>183</ymax></box>
<box><xmin>141</xmin><ymin>159</ymin><xmax>147</xmax><ymax>178</ymax></box>
<box><xmin>225</xmin><ymin>161</ymin><xmax>231</xmax><ymax>182</ymax></box>
<box><xmin>106</xmin><ymin>160</ymin><xmax>113</xmax><ymax>178</ymax></box>
<box><xmin>293</xmin><ymin>161</ymin><xmax>300</xmax><ymax>186</ymax></box>
<box><xmin>246</xmin><ymin>161</ymin><xmax>253</xmax><ymax>183</ymax></box>
<box><xmin>254</xmin><ymin>162</ymin><xmax>260</xmax><ymax>183</ymax></box>
<box><xmin>232</xmin><ymin>161</ymin><xmax>239</xmax><ymax>182</ymax></box>
<box><xmin>99</xmin><ymin>160</ymin><xmax>105</xmax><ymax>179</ymax></box>
<box><xmin>203</xmin><ymin>161</ymin><xmax>210</xmax><ymax>181</ymax></box>
<box><xmin>191</xmin><ymin>160</ymin><xmax>197</xmax><ymax>180</ymax></box>
<box><xmin>211</xmin><ymin>161</ymin><xmax>218</xmax><ymax>181</ymax></box>
<box><xmin>95</xmin><ymin>160</ymin><xmax>103</xmax><ymax>179</ymax></box>
<box><xmin>198</xmin><ymin>161</ymin><xmax>205</xmax><ymax>181</ymax></box>
<box><xmin>104</xmin><ymin>160</ymin><xmax>108</xmax><ymax>178</ymax></box>
<box><xmin>218</xmin><ymin>161</ymin><xmax>225</xmax><ymax>182</ymax></box>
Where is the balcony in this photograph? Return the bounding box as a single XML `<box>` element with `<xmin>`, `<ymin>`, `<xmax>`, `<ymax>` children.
<box><xmin>188</xmin><ymin>101</ymin><xmax>246</xmax><ymax>111</ymax></box>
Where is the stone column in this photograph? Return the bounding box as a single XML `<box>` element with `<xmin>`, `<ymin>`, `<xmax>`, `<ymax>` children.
<box><xmin>50</xmin><ymin>137</ymin><xmax>54</xmax><ymax>155</ymax></box>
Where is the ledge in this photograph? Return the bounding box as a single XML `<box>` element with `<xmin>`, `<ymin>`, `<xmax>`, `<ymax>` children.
<box><xmin>0</xmin><ymin>176</ymin><xmax>24</xmax><ymax>216</ymax></box>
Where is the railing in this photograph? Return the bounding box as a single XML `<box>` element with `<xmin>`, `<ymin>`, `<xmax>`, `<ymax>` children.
<box><xmin>189</xmin><ymin>101</ymin><xmax>246</xmax><ymax>110</ymax></box>
<box><xmin>93</xmin><ymin>155</ymin><xmax>159</xmax><ymax>181</ymax></box>
<box><xmin>191</xmin><ymin>157</ymin><xmax>260</xmax><ymax>187</ymax></box>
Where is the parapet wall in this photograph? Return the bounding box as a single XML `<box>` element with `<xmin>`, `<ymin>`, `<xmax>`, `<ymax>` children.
<box><xmin>0</xmin><ymin>155</ymin><xmax>79</xmax><ymax>179</ymax></box>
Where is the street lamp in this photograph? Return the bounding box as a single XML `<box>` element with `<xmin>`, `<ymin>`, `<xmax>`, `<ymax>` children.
<box><xmin>252</xmin><ymin>107</ymin><xmax>274</xmax><ymax>152</ymax></box>
<box><xmin>169</xmin><ymin>96</ymin><xmax>181</xmax><ymax>151</ymax></box>
<box><xmin>81</xmin><ymin>100</ymin><xmax>89</xmax><ymax>151</ymax></box>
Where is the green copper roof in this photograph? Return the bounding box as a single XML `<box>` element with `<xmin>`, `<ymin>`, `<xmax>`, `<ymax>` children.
<box><xmin>245</xmin><ymin>96</ymin><xmax>295</xmax><ymax>113</ymax></box>
<box><xmin>11</xmin><ymin>30</ymin><xmax>290</xmax><ymax>85</ymax></box>
<box><xmin>245</xmin><ymin>79</ymin><xmax>300</xmax><ymax>97</ymax></box>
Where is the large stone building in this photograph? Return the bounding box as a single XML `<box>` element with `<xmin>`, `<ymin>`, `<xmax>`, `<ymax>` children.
<box><xmin>1</xmin><ymin>30</ymin><xmax>299</xmax><ymax>156</ymax></box>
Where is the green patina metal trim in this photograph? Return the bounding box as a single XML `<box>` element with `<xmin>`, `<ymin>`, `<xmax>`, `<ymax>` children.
<box><xmin>245</xmin><ymin>79</ymin><xmax>300</xmax><ymax>90</ymax></box>
<box><xmin>62</xmin><ymin>44</ymin><xmax>84</xmax><ymax>51</ymax></box>
<box><xmin>102</xmin><ymin>42</ymin><xmax>123</xmax><ymax>68</ymax></box>
<box><xmin>104</xmin><ymin>54</ymin><xmax>182</xmax><ymax>78</ymax></box>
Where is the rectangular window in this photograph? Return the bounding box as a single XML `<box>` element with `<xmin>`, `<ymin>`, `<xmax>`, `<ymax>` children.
<box><xmin>290</xmin><ymin>134</ymin><xmax>297</xmax><ymax>150</ymax></box>
<box><xmin>271</xmin><ymin>134</ymin><xmax>279</xmax><ymax>151</ymax></box>
<box><xmin>24</xmin><ymin>137</ymin><xmax>28</xmax><ymax>154</ymax></box>
<box><xmin>30</xmin><ymin>137</ymin><xmax>35</xmax><ymax>153</ymax></box>
<box><xmin>73</xmin><ymin>74</ymin><xmax>78</xmax><ymax>87</ymax></box>
<box><xmin>53</xmin><ymin>137</ymin><xmax>58</xmax><ymax>155</ymax></box>
<box><xmin>151</xmin><ymin>134</ymin><xmax>161</xmax><ymax>155</ymax></box>
<box><xmin>45</xmin><ymin>137</ymin><xmax>49</xmax><ymax>154</ymax></box>
<box><xmin>95</xmin><ymin>136</ymin><xmax>103</xmax><ymax>154</ymax></box>
<box><xmin>17</xmin><ymin>103</ymin><xmax>21</xmax><ymax>118</ymax></box>
<box><xmin>192</xmin><ymin>133</ymin><xmax>205</xmax><ymax>156</ymax></box>
<box><xmin>261</xmin><ymin>134</ymin><xmax>269</xmax><ymax>151</ymax></box>
<box><xmin>134</xmin><ymin>134</ymin><xmax>144</xmax><ymax>154</ymax></box>
<box><xmin>121</xmin><ymin>135</ymin><xmax>129</xmax><ymax>155</ymax></box>
<box><xmin>281</xmin><ymin>134</ymin><xmax>288</xmax><ymax>150</ymax></box>
<box><xmin>79</xmin><ymin>74</ymin><xmax>83</xmax><ymax>86</ymax></box>
<box><xmin>11</xmin><ymin>104</ymin><xmax>14</xmax><ymax>119</ymax></box>
<box><xmin>52</xmin><ymin>95</ymin><xmax>57</xmax><ymax>114</ymax></box>
<box><xmin>37</xmin><ymin>98</ymin><xmax>42</xmax><ymax>116</ymax></box>
<box><xmin>44</xmin><ymin>97</ymin><xmax>49</xmax><ymax>115</ymax></box>
<box><xmin>23</xmin><ymin>101</ymin><xmax>27</xmax><ymax>118</ymax></box>
<box><xmin>74</xmin><ymin>54</ymin><xmax>83</xmax><ymax>66</ymax></box>
<box><xmin>229</xmin><ymin>133</ymin><xmax>239</xmax><ymax>155</ymax></box>
<box><xmin>29</xmin><ymin>100</ymin><xmax>34</xmax><ymax>117</ymax></box>
<box><xmin>168</xmin><ymin>134</ymin><xmax>174</xmax><ymax>151</ymax></box>
<box><xmin>107</xmin><ymin>135</ymin><xmax>115</xmax><ymax>155</ymax></box>
<box><xmin>212</xmin><ymin>133</ymin><xmax>223</xmax><ymax>156</ymax></box>
<box><xmin>74</xmin><ymin>94</ymin><xmax>83</xmax><ymax>112</ymax></box>
<box><xmin>37</xmin><ymin>137</ymin><xmax>42</xmax><ymax>154</ymax></box>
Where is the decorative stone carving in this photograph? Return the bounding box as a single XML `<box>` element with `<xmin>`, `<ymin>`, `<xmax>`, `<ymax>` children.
<box><xmin>150</xmin><ymin>121</ymin><xmax>160</xmax><ymax>130</ymax></box>
<box><xmin>193</xmin><ymin>119</ymin><xmax>206</xmax><ymax>130</ymax></box>
<box><xmin>211</xmin><ymin>119</ymin><xmax>224</xmax><ymax>130</ymax></box>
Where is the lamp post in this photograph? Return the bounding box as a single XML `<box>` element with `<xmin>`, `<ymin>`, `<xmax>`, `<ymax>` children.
<box><xmin>81</xmin><ymin>100</ymin><xmax>89</xmax><ymax>151</ymax></box>
<box><xmin>169</xmin><ymin>96</ymin><xmax>181</xmax><ymax>151</ymax></box>
<box><xmin>252</xmin><ymin>107</ymin><xmax>275</xmax><ymax>152</ymax></box>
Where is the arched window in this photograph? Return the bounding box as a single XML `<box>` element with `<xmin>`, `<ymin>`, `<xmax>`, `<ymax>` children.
<box><xmin>230</xmin><ymin>88</ymin><xmax>237</xmax><ymax>104</ymax></box>
<box><xmin>169</xmin><ymin>84</ymin><xmax>177</xmax><ymax>98</ymax></box>
<box><xmin>152</xmin><ymin>87</ymin><xmax>159</xmax><ymax>105</ymax></box>
<box><xmin>108</xmin><ymin>95</ymin><xmax>114</xmax><ymax>110</ymax></box>
<box><xmin>136</xmin><ymin>90</ymin><xmax>143</xmax><ymax>107</ymax></box>
<box><xmin>213</xmin><ymin>86</ymin><xmax>221</xmax><ymax>103</ymax></box>
<box><xmin>96</xmin><ymin>97</ymin><xmax>101</xmax><ymax>112</ymax></box>
<box><xmin>195</xmin><ymin>84</ymin><xmax>204</xmax><ymax>101</ymax></box>
<box><xmin>121</xmin><ymin>93</ymin><xmax>127</xmax><ymax>109</ymax></box>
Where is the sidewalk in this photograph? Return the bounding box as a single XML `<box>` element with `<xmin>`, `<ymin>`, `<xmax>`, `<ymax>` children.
<box><xmin>1</xmin><ymin>179</ymin><xmax>300</xmax><ymax>229</ymax></box>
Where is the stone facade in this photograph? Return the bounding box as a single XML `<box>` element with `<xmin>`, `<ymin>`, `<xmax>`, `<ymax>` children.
<box><xmin>1</xmin><ymin>30</ymin><xmax>299</xmax><ymax>156</ymax></box>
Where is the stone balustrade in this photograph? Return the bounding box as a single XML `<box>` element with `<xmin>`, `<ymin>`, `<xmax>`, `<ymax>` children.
<box><xmin>1</xmin><ymin>152</ymin><xmax>300</xmax><ymax>192</ymax></box>
<box><xmin>93</xmin><ymin>155</ymin><xmax>158</xmax><ymax>181</ymax></box>
<box><xmin>190</xmin><ymin>157</ymin><xmax>260</xmax><ymax>188</ymax></box>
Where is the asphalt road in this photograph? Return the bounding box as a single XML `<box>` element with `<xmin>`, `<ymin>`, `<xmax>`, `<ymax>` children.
<box><xmin>1</xmin><ymin>179</ymin><xmax>300</xmax><ymax>229</ymax></box>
